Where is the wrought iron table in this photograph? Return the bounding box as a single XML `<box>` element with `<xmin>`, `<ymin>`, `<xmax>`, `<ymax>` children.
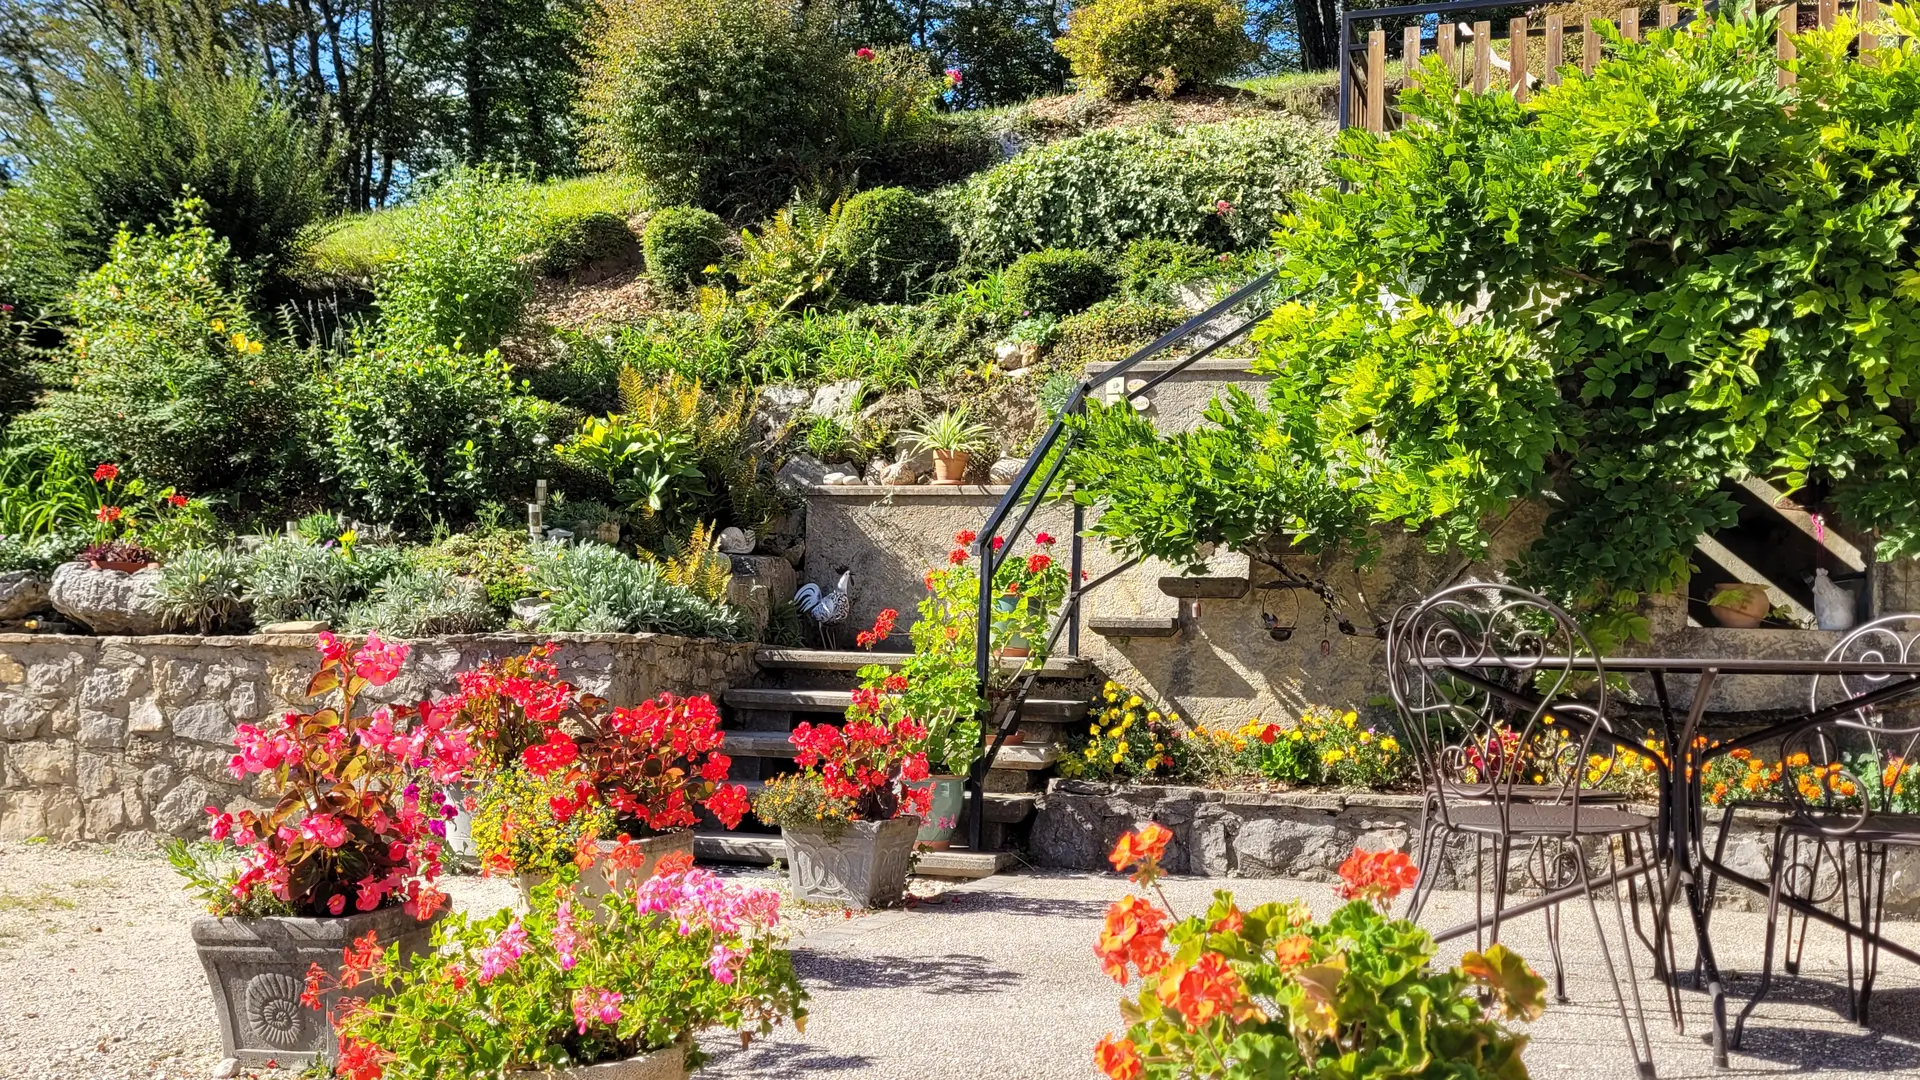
<box><xmin>1419</xmin><ymin>653</ymin><xmax>1920</xmax><ymax>1068</ymax></box>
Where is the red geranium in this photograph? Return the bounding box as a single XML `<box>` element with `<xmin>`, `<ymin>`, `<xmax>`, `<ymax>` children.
<box><xmin>92</xmin><ymin>462</ymin><xmax>119</xmax><ymax>483</ymax></box>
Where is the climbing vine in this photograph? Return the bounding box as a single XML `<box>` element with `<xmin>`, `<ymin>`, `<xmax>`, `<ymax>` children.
<box><xmin>1065</xmin><ymin>5</ymin><xmax>1920</xmax><ymax>644</ymax></box>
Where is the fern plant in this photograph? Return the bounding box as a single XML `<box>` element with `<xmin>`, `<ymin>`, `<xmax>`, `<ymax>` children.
<box><xmin>658</xmin><ymin>522</ymin><xmax>734</xmax><ymax>605</ymax></box>
<box><xmin>734</xmin><ymin>196</ymin><xmax>846</xmax><ymax>313</ymax></box>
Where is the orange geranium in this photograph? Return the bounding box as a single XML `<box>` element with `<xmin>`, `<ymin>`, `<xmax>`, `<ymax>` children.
<box><xmin>1094</xmin><ymin>1034</ymin><xmax>1144</xmax><ymax>1080</ymax></box>
<box><xmin>1335</xmin><ymin>848</ymin><xmax>1418</xmax><ymax>907</ymax></box>
<box><xmin>1096</xmin><ymin>893</ymin><xmax>1169</xmax><ymax>983</ymax></box>
<box><xmin>1155</xmin><ymin>952</ymin><xmax>1247</xmax><ymax>1029</ymax></box>
<box><xmin>1109</xmin><ymin>822</ymin><xmax>1173</xmax><ymax>883</ymax></box>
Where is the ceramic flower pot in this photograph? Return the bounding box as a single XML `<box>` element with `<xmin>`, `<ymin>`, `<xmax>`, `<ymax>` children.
<box><xmin>191</xmin><ymin>905</ymin><xmax>444</xmax><ymax>1068</ymax></box>
<box><xmin>907</xmin><ymin>775</ymin><xmax>966</xmax><ymax>850</ymax></box>
<box><xmin>516</xmin><ymin>830</ymin><xmax>694</xmax><ymax>906</ymax></box>
<box><xmin>549</xmin><ymin>1041</ymin><xmax>690</xmax><ymax>1079</ymax></box>
<box><xmin>783</xmin><ymin>817</ymin><xmax>921</xmax><ymax>908</ymax></box>
<box><xmin>931</xmin><ymin>450</ymin><xmax>969</xmax><ymax>485</ymax></box>
<box><xmin>1710</xmin><ymin>582</ymin><xmax>1771</xmax><ymax>628</ymax></box>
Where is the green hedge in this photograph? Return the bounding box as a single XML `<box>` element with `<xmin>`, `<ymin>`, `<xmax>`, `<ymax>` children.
<box><xmin>944</xmin><ymin>115</ymin><xmax>1329</xmax><ymax>265</ymax></box>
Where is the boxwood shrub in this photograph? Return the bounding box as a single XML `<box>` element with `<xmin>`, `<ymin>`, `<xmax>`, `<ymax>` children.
<box><xmin>643</xmin><ymin>206</ymin><xmax>728</xmax><ymax>291</ymax></box>
<box><xmin>1004</xmin><ymin>248</ymin><xmax>1115</xmax><ymax>316</ymax></box>
<box><xmin>831</xmin><ymin>187</ymin><xmax>960</xmax><ymax>303</ymax></box>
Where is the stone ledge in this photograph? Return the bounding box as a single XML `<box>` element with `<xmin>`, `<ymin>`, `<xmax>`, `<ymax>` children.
<box><xmin>0</xmin><ymin>629</ymin><xmax>737</xmax><ymax>647</ymax></box>
<box><xmin>800</xmin><ymin>484</ymin><xmax>1011</xmax><ymax>498</ymax></box>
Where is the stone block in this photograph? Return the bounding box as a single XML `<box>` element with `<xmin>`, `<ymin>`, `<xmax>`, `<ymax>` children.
<box><xmin>174</xmin><ymin>701</ymin><xmax>235</xmax><ymax>745</ymax></box>
<box><xmin>152</xmin><ymin>777</ymin><xmax>215</xmax><ymax>836</ymax></box>
<box><xmin>77</xmin><ymin>710</ymin><xmax>128</xmax><ymax>749</ymax></box>
<box><xmin>76</xmin><ymin>751</ymin><xmax>122</xmax><ymax>799</ymax></box>
<box><xmin>0</xmin><ymin>654</ymin><xmax>24</xmax><ymax>685</ymax></box>
<box><xmin>228</xmin><ymin>681</ymin><xmax>265</xmax><ymax>720</ymax></box>
<box><xmin>0</xmin><ymin>695</ymin><xmax>50</xmax><ymax>740</ymax></box>
<box><xmin>127</xmin><ymin>697</ymin><xmax>167</xmax><ymax>734</ymax></box>
<box><xmin>0</xmin><ymin>788</ymin><xmax>82</xmax><ymax>841</ymax></box>
<box><xmin>85</xmin><ymin>790</ymin><xmax>144</xmax><ymax>836</ymax></box>
<box><xmin>8</xmin><ymin>740</ymin><xmax>74</xmax><ymax>786</ymax></box>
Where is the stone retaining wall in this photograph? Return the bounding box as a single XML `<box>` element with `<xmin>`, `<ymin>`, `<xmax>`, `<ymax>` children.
<box><xmin>1033</xmin><ymin>779</ymin><xmax>1920</xmax><ymax>916</ymax></box>
<box><xmin>0</xmin><ymin>632</ymin><xmax>756</xmax><ymax>843</ymax></box>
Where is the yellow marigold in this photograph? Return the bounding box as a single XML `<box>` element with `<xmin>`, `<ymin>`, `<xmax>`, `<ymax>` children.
<box><xmin>1107</xmin><ymin>727</ymin><xmax>1121</xmax><ymax>738</ymax></box>
<box><xmin>1127</xmin><ymin>695</ymin><xmax>1143</xmax><ymax>708</ymax></box>
<box><xmin>1787</xmin><ymin>752</ymin><xmax>1810</xmax><ymax>767</ymax></box>
<box><xmin>1084</xmin><ymin>747</ymin><xmax>1098</xmax><ymax>760</ymax></box>
<box><xmin>1358</xmin><ymin>731</ymin><xmax>1372</xmax><ymax>744</ymax></box>
<box><xmin>1323</xmin><ymin>749</ymin><xmax>1346</xmax><ymax>764</ymax></box>
<box><xmin>1342</xmin><ymin>711</ymin><xmax>1358</xmax><ymax>728</ymax></box>
<box><xmin>1117</xmin><ymin>742</ymin><xmax>1129</xmax><ymax>754</ymax></box>
<box><xmin>1381</xmin><ymin>737</ymin><xmax>1399</xmax><ymax>754</ymax></box>
<box><xmin>1288</xmin><ymin>730</ymin><xmax>1304</xmax><ymax>742</ymax></box>
<box><xmin>1147</xmin><ymin>711</ymin><xmax>1161</xmax><ymax>722</ymax></box>
<box><xmin>1089</xmin><ymin>724</ymin><xmax>1100</xmax><ymax>736</ymax></box>
<box><xmin>1111</xmin><ymin>751</ymin><xmax>1125</xmax><ymax>763</ymax></box>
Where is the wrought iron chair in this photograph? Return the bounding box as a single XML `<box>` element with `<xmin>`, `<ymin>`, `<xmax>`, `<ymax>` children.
<box><xmin>1387</xmin><ymin>583</ymin><xmax>1662</xmax><ymax>1079</ymax></box>
<box><xmin>1733</xmin><ymin>614</ymin><xmax>1920</xmax><ymax>1045</ymax></box>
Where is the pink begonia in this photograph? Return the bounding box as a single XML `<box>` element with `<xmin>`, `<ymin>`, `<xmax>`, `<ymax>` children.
<box><xmin>571</xmin><ymin>987</ymin><xmax>623</xmax><ymax>1034</ymax></box>
<box><xmin>478</xmin><ymin>917</ymin><xmax>529</xmax><ymax>982</ymax></box>
<box><xmin>631</xmin><ymin>866</ymin><xmax>781</xmax><ymax>938</ymax></box>
<box><xmin>228</xmin><ymin>721</ymin><xmax>303</xmax><ymax>777</ymax></box>
<box><xmin>316</xmin><ymin>631</ymin><xmax>349</xmax><ymax>665</ymax></box>
<box><xmin>300</xmin><ymin>812</ymin><xmax>349</xmax><ymax>849</ymax></box>
<box><xmin>553</xmin><ymin>896</ymin><xmax>581</xmax><ymax>970</ymax></box>
<box><xmin>353</xmin><ymin>632</ymin><xmax>409</xmax><ymax>686</ymax></box>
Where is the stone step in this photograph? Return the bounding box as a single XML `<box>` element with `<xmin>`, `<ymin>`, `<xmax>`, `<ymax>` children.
<box><xmin>695</xmin><ymin>830</ymin><xmax>784</xmax><ymax>864</ymax></box>
<box><xmin>723</xmin><ymin>687</ymin><xmax>1090</xmax><ymax>720</ymax></box>
<box><xmin>1157</xmin><ymin>549</ymin><xmax>1251</xmax><ymax>600</ymax></box>
<box><xmin>754</xmin><ymin>648</ymin><xmax>1091</xmax><ymax>679</ymax></box>
<box><xmin>989</xmin><ymin>743</ymin><xmax>1060</xmax><ymax>770</ymax></box>
<box><xmin>914</xmin><ymin>849</ymin><xmax>1015</xmax><ymax>879</ymax></box>
<box><xmin>724</xmin><ymin>731</ymin><xmax>799</xmax><ymax>757</ymax></box>
<box><xmin>1086</xmin><ymin>614</ymin><xmax>1181</xmax><ymax>639</ymax></box>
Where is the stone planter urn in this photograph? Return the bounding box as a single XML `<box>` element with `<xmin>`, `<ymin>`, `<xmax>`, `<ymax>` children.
<box><xmin>191</xmin><ymin>905</ymin><xmax>445</xmax><ymax>1068</ymax></box>
<box><xmin>783</xmin><ymin>816</ymin><xmax>921</xmax><ymax>908</ymax></box>
<box><xmin>550</xmin><ymin>1042</ymin><xmax>690</xmax><ymax>1080</ymax></box>
<box><xmin>516</xmin><ymin>830</ymin><xmax>694</xmax><ymax>905</ymax></box>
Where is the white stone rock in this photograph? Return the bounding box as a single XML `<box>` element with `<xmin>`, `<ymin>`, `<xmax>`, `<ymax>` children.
<box><xmin>258</xmin><ymin>620</ymin><xmax>328</xmax><ymax>634</ymax></box>
<box><xmin>511</xmin><ymin>597</ymin><xmax>552</xmax><ymax>628</ymax></box>
<box><xmin>212</xmin><ymin>1056</ymin><xmax>240</xmax><ymax>1078</ymax></box>
<box><xmin>49</xmin><ymin>563</ymin><xmax>167</xmax><ymax>635</ymax></box>
<box><xmin>988</xmin><ymin>458</ymin><xmax>1025</xmax><ymax>484</ymax></box>
<box><xmin>807</xmin><ymin>379</ymin><xmax>865</xmax><ymax>422</ymax></box>
<box><xmin>775</xmin><ymin>454</ymin><xmax>832</xmax><ymax>492</ymax></box>
<box><xmin>0</xmin><ymin>570</ymin><xmax>50</xmax><ymax>620</ymax></box>
<box><xmin>716</xmin><ymin>527</ymin><xmax>756</xmax><ymax>554</ymax></box>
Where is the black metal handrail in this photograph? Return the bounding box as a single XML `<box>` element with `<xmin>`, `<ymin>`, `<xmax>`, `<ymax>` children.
<box><xmin>963</xmin><ymin>271</ymin><xmax>1282</xmax><ymax>847</ymax></box>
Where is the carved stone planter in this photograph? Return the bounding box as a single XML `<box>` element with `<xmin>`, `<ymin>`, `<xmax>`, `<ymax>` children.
<box><xmin>783</xmin><ymin>816</ymin><xmax>921</xmax><ymax>909</ymax></box>
<box><xmin>550</xmin><ymin>1042</ymin><xmax>691</xmax><ymax>1079</ymax></box>
<box><xmin>191</xmin><ymin>905</ymin><xmax>444</xmax><ymax>1068</ymax></box>
<box><xmin>517</xmin><ymin>829</ymin><xmax>694</xmax><ymax>906</ymax></box>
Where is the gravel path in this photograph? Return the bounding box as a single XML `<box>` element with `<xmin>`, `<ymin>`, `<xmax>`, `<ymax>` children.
<box><xmin>5</xmin><ymin>840</ymin><xmax>1918</xmax><ymax>1080</ymax></box>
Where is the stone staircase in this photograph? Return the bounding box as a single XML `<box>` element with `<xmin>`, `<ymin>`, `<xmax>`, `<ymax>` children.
<box><xmin>694</xmin><ymin>647</ymin><xmax>1096</xmax><ymax>878</ymax></box>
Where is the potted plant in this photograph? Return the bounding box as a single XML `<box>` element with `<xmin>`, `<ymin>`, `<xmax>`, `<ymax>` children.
<box><xmin>463</xmin><ymin>654</ymin><xmax>751</xmax><ymax>899</ymax></box>
<box><xmin>168</xmin><ymin>633</ymin><xmax>465</xmax><ymax>1069</ymax></box>
<box><xmin>903</xmin><ymin>408</ymin><xmax>993</xmax><ymax>485</ymax></box>
<box><xmin>80</xmin><ymin>538</ymin><xmax>158</xmax><ymax>573</ymax></box>
<box><xmin>1091</xmin><ymin>826</ymin><xmax>1544</xmax><ymax>1080</ymax></box>
<box><xmin>751</xmin><ymin>711</ymin><xmax>931</xmax><ymax>908</ymax></box>
<box><xmin>311</xmin><ymin>850</ymin><xmax>807</xmax><ymax>1079</ymax></box>
<box><xmin>1709</xmin><ymin>582</ymin><xmax>1772</xmax><ymax>628</ymax></box>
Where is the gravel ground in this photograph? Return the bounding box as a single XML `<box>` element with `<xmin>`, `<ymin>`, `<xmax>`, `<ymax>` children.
<box><xmin>4</xmin><ymin>841</ymin><xmax>1917</xmax><ymax>1080</ymax></box>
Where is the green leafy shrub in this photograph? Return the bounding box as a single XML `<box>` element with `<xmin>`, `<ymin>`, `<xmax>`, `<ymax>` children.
<box><xmin>524</xmin><ymin>332</ymin><xmax>628</xmax><ymax>414</ymax></box>
<box><xmin>1116</xmin><ymin>237</ymin><xmax>1222</xmax><ymax>302</ymax></box>
<box><xmin>16</xmin><ymin>205</ymin><xmax>315</xmax><ymax>501</ymax></box>
<box><xmin>0</xmin><ymin>444</ymin><xmax>103</xmax><ymax>538</ymax></box>
<box><xmin>322</xmin><ymin>344</ymin><xmax>550</xmax><ymax>528</ymax></box>
<box><xmin>751</xmin><ymin>307</ymin><xmax>923</xmax><ymax>390</ymax></box>
<box><xmin>641</xmin><ymin>206</ymin><xmax>728</xmax><ymax>291</ymax></box>
<box><xmin>1051</xmin><ymin>297</ymin><xmax>1187</xmax><ymax>368</ymax></box>
<box><xmin>1005</xmin><ymin>248</ymin><xmax>1115</xmax><ymax>316</ymax></box>
<box><xmin>533</xmin><ymin>210</ymin><xmax>639</xmax><ymax>276</ymax></box>
<box><xmin>1055</xmin><ymin>0</ymin><xmax>1259</xmax><ymax>99</ymax></box>
<box><xmin>153</xmin><ymin>548</ymin><xmax>247</xmax><ymax>633</ymax></box>
<box><xmin>528</xmin><ymin>542</ymin><xmax>744</xmax><ymax>639</ymax></box>
<box><xmin>579</xmin><ymin>0</ymin><xmax>850</xmax><ymax>213</ymax></box>
<box><xmin>830</xmin><ymin>187</ymin><xmax>959</xmax><ymax>303</ymax></box>
<box><xmin>0</xmin><ymin>532</ymin><xmax>87</xmax><ymax>577</ymax></box>
<box><xmin>946</xmin><ymin>116</ymin><xmax>1329</xmax><ymax>264</ymax></box>
<box><xmin>5</xmin><ymin>58</ymin><xmax>328</xmax><ymax>301</ymax></box>
<box><xmin>241</xmin><ymin>538</ymin><xmax>413</xmax><ymax>625</ymax></box>
<box><xmin>343</xmin><ymin>565</ymin><xmax>500</xmax><ymax>636</ymax></box>
<box><xmin>375</xmin><ymin>170</ymin><xmax>538</xmax><ymax>353</ymax></box>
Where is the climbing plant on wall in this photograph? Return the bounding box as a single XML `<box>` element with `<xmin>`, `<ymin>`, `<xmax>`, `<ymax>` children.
<box><xmin>1063</xmin><ymin>5</ymin><xmax>1920</xmax><ymax>645</ymax></box>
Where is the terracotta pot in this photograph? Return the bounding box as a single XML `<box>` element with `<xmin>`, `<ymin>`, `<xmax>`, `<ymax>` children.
<box><xmin>783</xmin><ymin>817</ymin><xmax>920</xmax><ymax>908</ymax></box>
<box><xmin>192</xmin><ymin>905</ymin><xmax>445</xmax><ymax>1069</ymax></box>
<box><xmin>931</xmin><ymin>450</ymin><xmax>969</xmax><ymax>485</ymax></box>
<box><xmin>86</xmin><ymin>558</ymin><xmax>153</xmax><ymax>573</ymax></box>
<box><xmin>1710</xmin><ymin>582</ymin><xmax>1771</xmax><ymax>628</ymax></box>
<box><xmin>517</xmin><ymin>830</ymin><xmax>694</xmax><ymax>908</ymax></box>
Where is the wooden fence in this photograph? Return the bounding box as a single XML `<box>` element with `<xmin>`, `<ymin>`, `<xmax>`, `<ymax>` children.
<box><xmin>1341</xmin><ymin>0</ymin><xmax>1887</xmax><ymax>131</ymax></box>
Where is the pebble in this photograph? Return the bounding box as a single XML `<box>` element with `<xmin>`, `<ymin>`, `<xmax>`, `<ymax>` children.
<box><xmin>211</xmin><ymin>1057</ymin><xmax>239</xmax><ymax>1078</ymax></box>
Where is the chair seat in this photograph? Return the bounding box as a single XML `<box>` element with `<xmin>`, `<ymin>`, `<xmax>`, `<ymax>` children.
<box><xmin>1780</xmin><ymin>811</ymin><xmax>1920</xmax><ymax>845</ymax></box>
<box><xmin>1442</xmin><ymin>802</ymin><xmax>1655</xmax><ymax>838</ymax></box>
<box><xmin>1446</xmin><ymin>783</ymin><xmax>1630</xmax><ymax>804</ymax></box>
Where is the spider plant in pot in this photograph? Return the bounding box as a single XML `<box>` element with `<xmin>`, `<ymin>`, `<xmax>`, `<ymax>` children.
<box><xmin>905</xmin><ymin>408</ymin><xmax>993</xmax><ymax>486</ymax></box>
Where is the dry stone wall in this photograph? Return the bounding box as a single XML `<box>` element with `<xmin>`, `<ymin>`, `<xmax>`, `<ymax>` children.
<box><xmin>0</xmin><ymin>632</ymin><xmax>755</xmax><ymax>843</ymax></box>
